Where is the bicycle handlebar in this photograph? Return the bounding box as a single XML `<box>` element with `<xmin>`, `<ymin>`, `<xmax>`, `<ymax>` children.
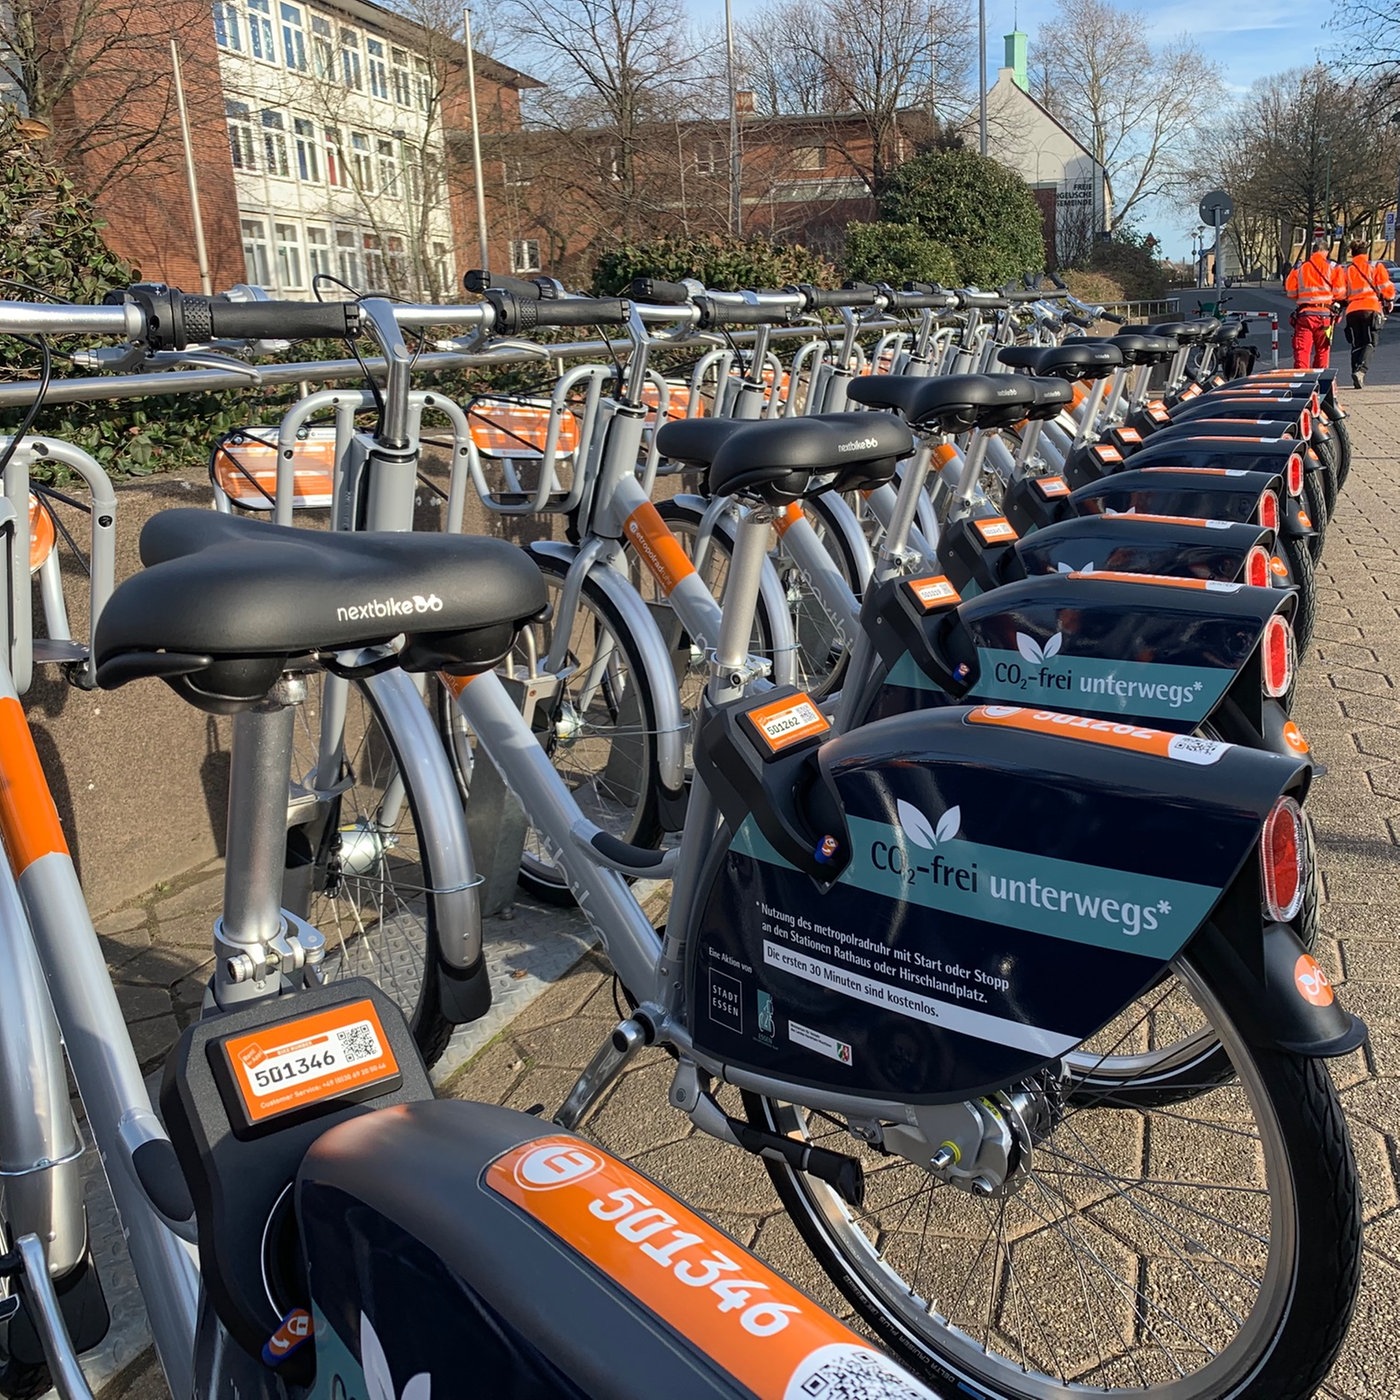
<box><xmin>487</xmin><ymin>291</ymin><xmax>630</xmax><ymax>333</ymax></box>
<box><xmin>627</xmin><ymin>277</ymin><xmax>692</xmax><ymax>305</ymax></box>
<box><xmin>464</xmin><ymin>270</ymin><xmax>548</xmax><ymax>299</ymax></box>
<box><xmin>1101</xmin><ymin>311</ymin><xmax>1127</xmax><ymax>325</ymax></box>
<box><xmin>793</xmin><ymin>283</ymin><xmax>879</xmax><ymax>310</ymax></box>
<box><xmin>104</xmin><ymin>285</ymin><xmax>359</xmax><ymax>350</ymax></box>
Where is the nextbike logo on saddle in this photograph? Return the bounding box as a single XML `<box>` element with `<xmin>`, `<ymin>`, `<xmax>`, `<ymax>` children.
<box><xmin>335</xmin><ymin>594</ymin><xmax>444</xmax><ymax>623</ymax></box>
<box><xmin>837</xmin><ymin>436</ymin><xmax>881</xmax><ymax>452</ymax></box>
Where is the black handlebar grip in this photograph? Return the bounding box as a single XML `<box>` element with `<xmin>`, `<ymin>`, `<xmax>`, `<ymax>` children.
<box><xmin>1049</xmin><ymin>273</ymin><xmax>1068</xmax><ymax>291</ymax></box>
<box><xmin>1005</xmin><ymin>287</ymin><xmax>1048</xmax><ymax>303</ymax></box>
<box><xmin>489</xmin><ymin>292</ymin><xmax>630</xmax><ymax>333</ymax></box>
<box><xmin>697</xmin><ymin>297</ymin><xmax>789</xmax><ymax>326</ymax></box>
<box><xmin>1102</xmin><ymin>312</ymin><xmax>1127</xmax><ymax>324</ymax></box>
<box><xmin>628</xmin><ymin>277</ymin><xmax>691</xmax><ymax>305</ymax></box>
<box><xmin>464</xmin><ymin>270</ymin><xmax>544</xmax><ymax>299</ymax></box>
<box><xmin>191</xmin><ymin>297</ymin><xmax>357</xmax><ymax>346</ymax></box>
<box><xmin>794</xmin><ymin>284</ymin><xmax>878</xmax><ymax>309</ymax></box>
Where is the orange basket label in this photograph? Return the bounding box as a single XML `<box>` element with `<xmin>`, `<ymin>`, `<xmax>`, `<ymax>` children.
<box><xmin>624</xmin><ymin>502</ymin><xmax>697</xmax><ymax>595</ymax></box>
<box><xmin>973</xmin><ymin>516</ymin><xmax>1018</xmax><ymax>544</ymax></box>
<box><xmin>745</xmin><ymin>693</ymin><xmax>830</xmax><ymax>752</ymax></box>
<box><xmin>1094</xmin><ymin>445</ymin><xmax>1123</xmax><ymax>462</ymax></box>
<box><xmin>905</xmin><ymin>575</ymin><xmax>961</xmax><ymax>611</ymax></box>
<box><xmin>487</xmin><ymin>1137</ymin><xmax>934</xmax><ymax>1398</ymax></box>
<box><xmin>219</xmin><ymin>999</ymin><xmax>400</xmax><ymax>1125</ymax></box>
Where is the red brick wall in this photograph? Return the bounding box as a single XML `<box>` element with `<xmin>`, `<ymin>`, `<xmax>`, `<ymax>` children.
<box><xmin>442</xmin><ymin>60</ymin><xmax>524</xmax><ymax>280</ymax></box>
<box><xmin>46</xmin><ymin>0</ymin><xmax>243</xmax><ymax>290</ymax></box>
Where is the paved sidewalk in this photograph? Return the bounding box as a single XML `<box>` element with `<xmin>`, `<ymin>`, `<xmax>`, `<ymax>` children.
<box><xmin>77</xmin><ymin>332</ymin><xmax>1400</xmax><ymax>1397</ymax></box>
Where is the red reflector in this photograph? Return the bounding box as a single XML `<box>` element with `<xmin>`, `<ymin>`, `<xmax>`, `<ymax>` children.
<box><xmin>1257</xmin><ymin>490</ymin><xmax>1279</xmax><ymax>531</ymax></box>
<box><xmin>1285</xmin><ymin>453</ymin><xmax>1304</xmax><ymax>496</ymax></box>
<box><xmin>1261</xmin><ymin>614</ymin><xmax>1294</xmax><ymax>698</ymax></box>
<box><xmin>1309</xmin><ymin>391</ymin><xmax>1320</xmax><ymax>416</ymax></box>
<box><xmin>1299</xmin><ymin>407</ymin><xmax>1312</xmax><ymax>439</ymax></box>
<box><xmin>1246</xmin><ymin>546</ymin><xmax>1270</xmax><ymax>587</ymax></box>
<box><xmin>1260</xmin><ymin>796</ymin><xmax>1307</xmax><ymax>922</ymax></box>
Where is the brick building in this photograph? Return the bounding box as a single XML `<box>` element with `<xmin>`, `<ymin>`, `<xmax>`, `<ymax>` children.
<box><xmin>22</xmin><ymin>0</ymin><xmax>536</xmax><ymax>296</ymax></box>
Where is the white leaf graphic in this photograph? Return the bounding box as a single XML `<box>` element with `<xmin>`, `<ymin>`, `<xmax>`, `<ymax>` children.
<box><xmin>1079</xmin><ymin>561</ymin><xmax>1096</xmax><ymax>574</ymax></box>
<box><xmin>1055</xmin><ymin>561</ymin><xmax>1074</xmax><ymax>574</ymax></box>
<box><xmin>1016</xmin><ymin>632</ymin><xmax>1044</xmax><ymax>664</ymax></box>
<box><xmin>934</xmin><ymin>806</ymin><xmax>961</xmax><ymax>844</ymax></box>
<box><xmin>361</xmin><ymin>1313</ymin><xmax>432</xmax><ymax>1400</ymax></box>
<box><xmin>1042</xmin><ymin>632</ymin><xmax>1063</xmax><ymax>659</ymax></box>
<box><xmin>897</xmin><ymin>798</ymin><xmax>937</xmax><ymax>849</ymax></box>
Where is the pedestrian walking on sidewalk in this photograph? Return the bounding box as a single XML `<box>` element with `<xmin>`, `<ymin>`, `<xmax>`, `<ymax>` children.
<box><xmin>1286</xmin><ymin>237</ymin><xmax>1345</xmax><ymax>369</ymax></box>
<box><xmin>1339</xmin><ymin>240</ymin><xmax>1395</xmax><ymax>388</ymax></box>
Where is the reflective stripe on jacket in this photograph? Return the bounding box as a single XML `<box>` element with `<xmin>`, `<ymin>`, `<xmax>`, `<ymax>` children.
<box><xmin>1286</xmin><ymin>253</ymin><xmax>1343</xmax><ymax>311</ymax></box>
<box><xmin>1342</xmin><ymin>258</ymin><xmax>1395</xmax><ymax>314</ymax></box>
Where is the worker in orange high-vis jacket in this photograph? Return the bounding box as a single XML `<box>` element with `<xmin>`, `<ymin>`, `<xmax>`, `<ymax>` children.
<box><xmin>1339</xmin><ymin>239</ymin><xmax>1395</xmax><ymax>388</ymax></box>
<box><xmin>1285</xmin><ymin>237</ymin><xmax>1345</xmax><ymax>369</ymax></box>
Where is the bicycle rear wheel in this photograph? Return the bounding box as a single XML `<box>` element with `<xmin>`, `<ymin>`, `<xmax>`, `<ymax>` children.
<box><xmin>743</xmin><ymin>952</ymin><xmax>1360</xmax><ymax>1400</ymax></box>
<box><xmin>289</xmin><ymin>672</ymin><xmax>455</xmax><ymax>1066</ymax></box>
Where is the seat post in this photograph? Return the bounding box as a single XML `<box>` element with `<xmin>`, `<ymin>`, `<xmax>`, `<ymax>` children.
<box><xmin>216</xmin><ymin>675</ymin><xmax>303</xmax><ymax>1007</ymax></box>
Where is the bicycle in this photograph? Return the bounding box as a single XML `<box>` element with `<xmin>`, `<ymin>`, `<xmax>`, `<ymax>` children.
<box><xmin>0</xmin><ymin>292</ymin><xmax>944</xmax><ymax>1400</ymax></box>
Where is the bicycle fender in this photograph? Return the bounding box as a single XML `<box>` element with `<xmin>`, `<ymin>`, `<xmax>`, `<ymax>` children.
<box><xmin>1017</xmin><ymin>515</ymin><xmax>1270</xmax><ymax>583</ymax></box>
<box><xmin>684</xmin><ymin>703</ymin><xmax>1315</xmax><ymax>1102</ymax></box>
<box><xmin>1068</xmin><ymin>467</ymin><xmax>1282</xmax><ymax>526</ymax></box>
<box><xmin>1186</xmin><ymin>918</ymin><xmax>1365</xmax><ymax>1056</ymax></box>
<box><xmin>529</xmin><ymin>539</ymin><xmax>688</xmax><ymax>807</ymax></box>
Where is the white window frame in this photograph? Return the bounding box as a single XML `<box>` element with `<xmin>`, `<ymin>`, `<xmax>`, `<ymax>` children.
<box><xmin>363</xmin><ymin>232</ymin><xmax>387</xmax><ymax>292</ymax></box>
<box><xmin>294</xmin><ymin>117</ymin><xmax>320</xmax><ymax>182</ymax></box>
<box><xmin>335</xmin><ymin>227</ymin><xmax>363</xmax><ymax>287</ymax></box>
<box><xmin>261</xmin><ymin>109</ymin><xmax>290</xmax><ymax>178</ymax></box>
<box><xmin>350</xmin><ymin>130</ymin><xmax>372</xmax><ymax>190</ymax></box>
<box><xmin>280</xmin><ymin>2</ymin><xmax>307</xmax><ymax>71</ymax></box>
<box><xmin>391</xmin><ymin>47</ymin><xmax>411</xmax><ymax>106</ymax></box>
<box><xmin>274</xmin><ymin>222</ymin><xmax>305</xmax><ymax>290</ymax></box>
<box><xmin>310</xmin><ymin>13</ymin><xmax>333</xmax><ymax>76</ymax></box>
<box><xmin>324</xmin><ymin>126</ymin><xmax>344</xmax><ymax>187</ymax></box>
<box><xmin>241</xmin><ymin>217</ymin><xmax>273</xmax><ymax>286</ymax></box>
<box><xmin>511</xmin><ymin>239</ymin><xmax>540</xmax><ymax>274</ymax></box>
<box><xmin>413</xmin><ymin>55</ymin><xmax>433</xmax><ymax>113</ymax></box>
<box><xmin>214</xmin><ymin>2</ymin><xmax>243</xmax><ymax>52</ymax></box>
<box><xmin>340</xmin><ymin>28</ymin><xmax>363</xmax><ymax>90</ymax></box>
<box><xmin>366</xmin><ymin>37</ymin><xmax>389</xmax><ymax>100</ymax></box>
<box><xmin>306</xmin><ymin>224</ymin><xmax>333</xmax><ymax>282</ymax></box>
<box><xmin>226</xmin><ymin>100</ymin><xmax>257</xmax><ymax>172</ymax></box>
<box><xmin>376</xmin><ymin>138</ymin><xmax>399</xmax><ymax>198</ymax></box>
<box><xmin>247</xmin><ymin>0</ymin><xmax>277</xmax><ymax>63</ymax></box>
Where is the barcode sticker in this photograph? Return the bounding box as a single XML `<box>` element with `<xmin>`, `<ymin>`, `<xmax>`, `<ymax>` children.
<box><xmin>746</xmin><ymin>694</ymin><xmax>830</xmax><ymax>753</ymax></box>
<box><xmin>905</xmin><ymin>575</ymin><xmax>960</xmax><ymax>611</ymax></box>
<box><xmin>220</xmin><ymin>999</ymin><xmax>400</xmax><ymax>1125</ymax></box>
<box><xmin>1032</xmin><ymin>477</ymin><xmax>1071</xmax><ymax>498</ymax></box>
<box><xmin>973</xmin><ymin>517</ymin><xmax>1018</xmax><ymax>544</ymax></box>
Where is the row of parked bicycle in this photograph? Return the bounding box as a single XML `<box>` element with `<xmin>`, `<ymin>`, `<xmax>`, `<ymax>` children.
<box><xmin>0</xmin><ymin>272</ymin><xmax>1360</xmax><ymax>1400</ymax></box>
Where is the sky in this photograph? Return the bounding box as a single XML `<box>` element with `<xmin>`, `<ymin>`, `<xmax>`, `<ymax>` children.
<box><xmin>685</xmin><ymin>0</ymin><xmax>1348</xmax><ymax>259</ymax></box>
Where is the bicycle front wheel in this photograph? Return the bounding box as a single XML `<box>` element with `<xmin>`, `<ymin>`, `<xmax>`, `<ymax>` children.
<box><xmin>743</xmin><ymin>952</ymin><xmax>1359</xmax><ymax>1400</ymax></box>
<box><xmin>289</xmin><ymin>672</ymin><xmax>455</xmax><ymax>1066</ymax></box>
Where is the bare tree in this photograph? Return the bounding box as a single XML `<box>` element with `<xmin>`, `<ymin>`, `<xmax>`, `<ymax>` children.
<box><xmin>732</xmin><ymin>0</ymin><xmax>971</xmax><ymax>191</ymax></box>
<box><xmin>1032</xmin><ymin>0</ymin><xmax>1223</xmax><ymax>232</ymax></box>
<box><xmin>0</xmin><ymin>0</ymin><xmax>210</xmax><ymax>193</ymax></box>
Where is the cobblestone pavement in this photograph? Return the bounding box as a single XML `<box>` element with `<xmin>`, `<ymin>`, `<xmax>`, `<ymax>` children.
<box><xmin>77</xmin><ymin>333</ymin><xmax>1400</xmax><ymax>1397</ymax></box>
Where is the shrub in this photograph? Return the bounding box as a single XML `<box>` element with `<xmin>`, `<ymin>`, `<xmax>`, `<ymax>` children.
<box><xmin>841</xmin><ymin>222</ymin><xmax>959</xmax><ymax>288</ymax></box>
<box><xmin>1060</xmin><ymin>269</ymin><xmax>1125</xmax><ymax>305</ymax></box>
<box><xmin>591</xmin><ymin>232</ymin><xmax>834</xmax><ymax>295</ymax></box>
<box><xmin>877</xmin><ymin>149</ymin><xmax>1046</xmax><ymax>287</ymax></box>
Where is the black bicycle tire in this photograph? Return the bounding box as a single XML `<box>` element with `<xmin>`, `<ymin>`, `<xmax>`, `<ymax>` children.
<box><xmin>1302</xmin><ymin>473</ymin><xmax>1327</xmax><ymax>558</ymax></box>
<box><xmin>1279</xmin><ymin>531</ymin><xmax>1317</xmax><ymax>655</ymax></box>
<box><xmin>741</xmin><ymin>953</ymin><xmax>1361</xmax><ymax>1400</ymax></box>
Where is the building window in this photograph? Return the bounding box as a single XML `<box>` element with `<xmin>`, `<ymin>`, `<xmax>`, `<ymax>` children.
<box><xmin>366</xmin><ymin>37</ymin><xmax>389</xmax><ymax>99</ymax></box>
<box><xmin>413</xmin><ymin>55</ymin><xmax>433</xmax><ymax>112</ymax></box>
<box><xmin>294</xmin><ymin>118</ymin><xmax>320</xmax><ymax>182</ymax></box>
<box><xmin>340</xmin><ymin>28</ymin><xmax>362</xmax><ymax>90</ymax></box>
<box><xmin>433</xmin><ymin>240</ymin><xmax>450</xmax><ymax>293</ymax></box>
<box><xmin>403</xmin><ymin>148</ymin><xmax>422</xmax><ymax>203</ymax></box>
<box><xmin>226</xmin><ymin>100</ymin><xmax>257</xmax><ymax>171</ymax></box>
<box><xmin>376</xmin><ymin>138</ymin><xmax>399</xmax><ymax>197</ymax></box>
<box><xmin>247</xmin><ymin>0</ymin><xmax>276</xmax><ymax>62</ymax></box>
<box><xmin>311</xmin><ymin>13</ymin><xmax>333</xmax><ymax>76</ymax></box>
<box><xmin>792</xmin><ymin>144</ymin><xmax>825</xmax><ymax>171</ymax></box>
<box><xmin>695</xmin><ymin>141</ymin><xmax>721</xmax><ymax>175</ymax></box>
<box><xmin>363</xmin><ymin>233</ymin><xmax>386</xmax><ymax>291</ymax></box>
<box><xmin>214</xmin><ymin>2</ymin><xmax>243</xmax><ymax>52</ymax></box>
<box><xmin>261</xmin><ymin>110</ymin><xmax>290</xmax><ymax>177</ymax></box>
<box><xmin>504</xmin><ymin>156</ymin><xmax>532</xmax><ymax>187</ymax></box>
<box><xmin>511</xmin><ymin>239</ymin><xmax>540</xmax><ymax>273</ymax></box>
<box><xmin>350</xmin><ymin>131</ymin><xmax>372</xmax><ymax>189</ymax></box>
<box><xmin>391</xmin><ymin>47</ymin><xmax>411</xmax><ymax>105</ymax></box>
<box><xmin>241</xmin><ymin>218</ymin><xmax>272</xmax><ymax>286</ymax></box>
<box><xmin>335</xmin><ymin>228</ymin><xmax>363</xmax><ymax>287</ymax></box>
<box><xmin>275</xmin><ymin>223</ymin><xmax>304</xmax><ymax>289</ymax></box>
<box><xmin>601</xmin><ymin>146</ymin><xmax>621</xmax><ymax>181</ymax></box>
<box><xmin>385</xmin><ymin>233</ymin><xmax>407</xmax><ymax>289</ymax></box>
<box><xmin>324</xmin><ymin>126</ymin><xmax>344</xmax><ymax>186</ymax></box>
<box><xmin>280</xmin><ymin>3</ymin><xmax>307</xmax><ymax>70</ymax></box>
<box><xmin>306</xmin><ymin>224</ymin><xmax>333</xmax><ymax>281</ymax></box>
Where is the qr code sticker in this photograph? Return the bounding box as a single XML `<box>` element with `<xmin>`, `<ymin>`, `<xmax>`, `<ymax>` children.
<box><xmin>333</xmin><ymin>1021</ymin><xmax>380</xmax><ymax>1064</ymax></box>
<box><xmin>1166</xmin><ymin>734</ymin><xmax>1228</xmax><ymax>766</ymax></box>
<box><xmin>786</xmin><ymin>1343</ymin><xmax>935</xmax><ymax>1400</ymax></box>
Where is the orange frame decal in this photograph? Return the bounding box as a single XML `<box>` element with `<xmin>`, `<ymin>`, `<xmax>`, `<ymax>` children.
<box><xmin>624</xmin><ymin>502</ymin><xmax>697</xmax><ymax>596</ymax></box>
<box><xmin>0</xmin><ymin>697</ymin><xmax>69</xmax><ymax>873</ymax></box>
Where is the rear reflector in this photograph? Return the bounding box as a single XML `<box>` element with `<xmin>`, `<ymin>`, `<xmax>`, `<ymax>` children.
<box><xmin>1260</xmin><ymin>795</ymin><xmax>1307</xmax><ymax>922</ymax></box>
<box><xmin>1246</xmin><ymin>546</ymin><xmax>1271</xmax><ymax>587</ymax></box>
<box><xmin>1286</xmin><ymin>452</ymin><xmax>1304</xmax><ymax>496</ymax></box>
<box><xmin>1299</xmin><ymin>407</ymin><xmax>1313</xmax><ymax>439</ymax></box>
<box><xmin>1257</xmin><ymin>490</ymin><xmax>1280</xmax><ymax>531</ymax></box>
<box><xmin>1261</xmin><ymin>614</ymin><xmax>1295</xmax><ymax>698</ymax></box>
